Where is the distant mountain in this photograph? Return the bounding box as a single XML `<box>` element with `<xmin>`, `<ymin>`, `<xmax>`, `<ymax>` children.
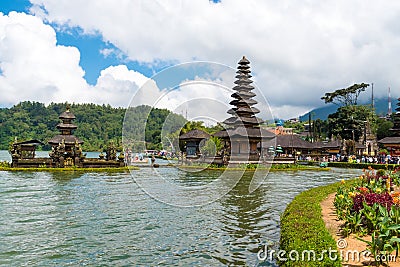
<box><xmin>299</xmin><ymin>97</ymin><xmax>394</xmax><ymax>121</ymax></box>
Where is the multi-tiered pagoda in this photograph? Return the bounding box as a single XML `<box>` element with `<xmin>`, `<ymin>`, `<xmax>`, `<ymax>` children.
<box><xmin>48</xmin><ymin>106</ymin><xmax>84</xmax><ymax>167</ymax></box>
<box><xmin>224</xmin><ymin>56</ymin><xmax>262</xmax><ymax>127</ymax></box>
<box><xmin>215</xmin><ymin>56</ymin><xmax>275</xmax><ymax>163</ymax></box>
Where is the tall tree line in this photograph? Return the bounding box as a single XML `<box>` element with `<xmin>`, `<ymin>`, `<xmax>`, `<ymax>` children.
<box><xmin>0</xmin><ymin>101</ymin><xmax>186</xmax><ymax>151</ymax></box>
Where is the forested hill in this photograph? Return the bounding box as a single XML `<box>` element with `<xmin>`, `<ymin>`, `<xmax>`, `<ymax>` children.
<box><xmin>0</xmin><ymin>101</ymin><xmax>186</xmax><ymax>151</ymax></box>
<box><xmin>299</xmin><ymin>97</ymin><xmax>393</xmax><ymax>121</ymax></box>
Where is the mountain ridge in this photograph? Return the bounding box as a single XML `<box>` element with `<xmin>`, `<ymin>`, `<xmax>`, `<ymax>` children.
<box><xmin>299</xmin><ymin>97</ymin><xmax>394</xmax><ymax>121</ymax></box>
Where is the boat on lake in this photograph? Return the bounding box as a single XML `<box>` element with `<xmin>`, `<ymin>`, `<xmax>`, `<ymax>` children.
<box><xmin>131</xmin><ymin>153</ymin><xmax>148</xmax><ymax>164</ymax></box>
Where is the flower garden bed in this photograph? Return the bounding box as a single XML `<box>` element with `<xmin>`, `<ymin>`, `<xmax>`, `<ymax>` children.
<box><xmin>333</xmin><ymin>167</ymin><xmax>400</xmax><ymax>266</ymax></box>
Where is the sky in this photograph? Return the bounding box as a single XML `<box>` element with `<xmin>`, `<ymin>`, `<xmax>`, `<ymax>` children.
<box><xmin>1</xmin><ymin>0</ymin><xmax>400</xmax><ymax>120</ymax></box>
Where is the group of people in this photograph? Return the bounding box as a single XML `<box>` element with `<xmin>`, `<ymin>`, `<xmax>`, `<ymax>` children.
<box><xmin>296</xmin><ymin>153</ymin><xmax>400</xmax><ymax>165</ymax></box>
<box><xmin>327</xmin><ymin>154</ymin><xmax>400</xmax><ymax>164</ymax></box>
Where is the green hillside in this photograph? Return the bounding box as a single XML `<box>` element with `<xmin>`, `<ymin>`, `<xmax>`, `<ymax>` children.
<box><xmin>0</xmin><ymin>101</ymin><xmax>186</xmax><ymax>151</ymax></box>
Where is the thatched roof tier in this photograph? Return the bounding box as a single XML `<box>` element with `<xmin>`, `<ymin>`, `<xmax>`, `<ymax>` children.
<box><xmin>223</xmin><ymin>116</ymin><xmax>263</xmax><ymax>125</ymax></box>
<box><xmin>231</xmin><ymin>91</ymin><xmax>256</xmax><ymax>99</ymax></box>
<box><xmin>59</xmin><ymin>109</ymin><xmax>76</xmax><ymax>120</ymax></box>
<box><xmin>239</xmin><ymin>56</ymin><xmax>250</xmax><ymax>64</ymax></box>
<box><xmin>235</xmin><ymin>73</ymin><xmax>252</xmax><ymax>79</ymax></box>
<box><xmin>179</xmin><ymin>129</ymin><xmax>210</xmax><ymax>140</ymax></box>
<box><xmin>321</xmin><ymin>139</ymin><xmax>342</xmax><ymax>149</ymax></box>
<box><xmin>378</xmin><ymin>136</ymin><xmax>400</xmax><ymax>144</ymax></box>
<box><xmin>214</xmin><ymin>127</ymin><xmax>275</xmax><ymax>139</ymax></box>
<box><xmin>48</xmin><ymin>135</ymin><xmax>83</xmax><ymax>145</ymax></box>
<box><xmin>236</xmin><ymin>69</ymin><xmax>250</xmax><ymax>74</ymax></box>
<box><xmin>238</xmin><ymin>65</ymin><xmax>250</xmax><ymax>70</ymax></box>
<box><xmin>13</xmin><ymin>139</ymin><xmax>45</xmax><ymax>146</ymax></box>
<box><xmin>233</xmin><ymin>84</ymin><xmax>255</xmax><ymax>91</ymax></box>
<box><xmin>234</xmin><ymin>79</ymin><xmax>253</xmax><ymax>85</ymax></box>
<box><xmin>274</xmin><ymin>135</ymin><xmax>314</xmax><ymax>149</ymax></box>
<box><xmin>56</xmin><ymin>123</ymin><xmax>78</xmax><ymax>130</ymax></box>
<box><xmin>355</xmin><ymin>142</ymin><xmax>366</xmax><ymax>149</ymax></box>
<box><xmin>227</xmin><ymin>106</ymin><xmax>260</xmax><ymax>115</ymax></box>
<box><xmin>230</xmin><ymin>99</ymin><xmax>257</xmax><ymax>106</ymax></box>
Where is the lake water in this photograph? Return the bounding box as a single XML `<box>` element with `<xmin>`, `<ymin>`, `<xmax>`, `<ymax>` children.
<box><xmin>0</xmin><ymin>150</ymin><xmax>362</xmax><ymax>266</ymax></box>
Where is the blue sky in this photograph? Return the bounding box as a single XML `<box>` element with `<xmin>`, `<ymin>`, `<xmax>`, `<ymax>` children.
<box><xmin>1</xmin><ymin>0</ymin><xmax>157</xmax><ymax>85</ymax></box>
<box><xmin>1</xmin><ymin>1</ymin><xmax>400</xmax><ymax>119</ymax></box>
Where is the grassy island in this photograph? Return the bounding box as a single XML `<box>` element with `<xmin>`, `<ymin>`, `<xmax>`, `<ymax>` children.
<box><xmin>0</xmin><ymin>166</ymin><xmax>137</xmax><ymax>172</ymax></box>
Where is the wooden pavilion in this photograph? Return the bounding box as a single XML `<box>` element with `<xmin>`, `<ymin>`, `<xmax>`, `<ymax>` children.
<box><xmin>179</xmin><ymin>129</ymin><xmax>210</xmax><ymax>158</ymax></box>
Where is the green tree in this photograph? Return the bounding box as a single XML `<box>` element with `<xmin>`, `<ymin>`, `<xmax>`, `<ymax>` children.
<box><xmin>313</xmin><ymin>119</ymin><xmax>329</xmax><ymax>141</ymax></box>
<box><xmin>283</xmin><ymin>121</ymin><xmax>305</xmax><ymax>134</ymax></box>
<box><xmin>200</xmin><ymin>136</ymin><xmax>223</xmax><ymax>157</ymax></box>
<box><xmin>327</xmin><ymin>105</ymin><xmax>377</xmax><ymax>141</ymax></box>
<box><xmin>376</xmin><ymin>118</ymin><xmax>393</xmax><ymax>140</ymax></box>
<box><xmin>321</xmin><ymin>83</ymin><xmax>369</xmax><ymax>106</ymax></box>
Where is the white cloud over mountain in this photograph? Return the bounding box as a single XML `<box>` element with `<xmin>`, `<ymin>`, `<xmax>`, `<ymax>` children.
<box><xmin>2</xmin><ymin>1</ymin><xmax>400</xmax><ymax>119</ymax></box>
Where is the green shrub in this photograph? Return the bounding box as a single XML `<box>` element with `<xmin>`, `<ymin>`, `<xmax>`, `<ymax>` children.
<box><xmin>0</xmin><ymin>161</ymin><xmax>10</xmax><ymax>167</ymax></box>
<box><xmin>333</xmin><ymin>168</ymin><xmax>400</xmax><ymax>265</ymax></box>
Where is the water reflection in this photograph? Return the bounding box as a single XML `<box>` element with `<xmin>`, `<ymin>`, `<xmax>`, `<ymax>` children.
<box><xmin>214</xmin><ymin>172</ymin><xmax>274</xmax><ymax>266</ymax></box>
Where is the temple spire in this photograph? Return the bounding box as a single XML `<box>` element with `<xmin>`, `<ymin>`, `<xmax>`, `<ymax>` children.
<box><xmin>223</xmin><ymin>56</ymin><xmax>263</xmax><ymax>128</ymax></box>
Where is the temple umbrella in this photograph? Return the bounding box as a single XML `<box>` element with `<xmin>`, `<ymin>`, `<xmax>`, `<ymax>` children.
<box><xmin>268</xmin><ymin>146</ymin><xmax>275</xmax><ymax>155</ymax></box>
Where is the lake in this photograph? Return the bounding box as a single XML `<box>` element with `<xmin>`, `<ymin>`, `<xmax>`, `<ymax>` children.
<box><xmin>0</xmin><ymin>150</ymin><xmax>361</xmax><ymax>266</ymax></box>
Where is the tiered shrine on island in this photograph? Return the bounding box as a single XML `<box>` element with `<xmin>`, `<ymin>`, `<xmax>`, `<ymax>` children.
<box><xmin>48</xmin><ymin>107</ymin><xmax>85</xmax><ymax>167</ymax></box>
<box><xmin>10</xmin><ymin>106</ymin><xmax>125</xmax><ymax>168</ymax></box>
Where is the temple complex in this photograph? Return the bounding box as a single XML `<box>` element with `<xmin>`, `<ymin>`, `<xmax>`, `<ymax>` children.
<box><xmin>10</xmin><ymin>106</ymin><xmax>125</xmax><ymax>168</ymax></box>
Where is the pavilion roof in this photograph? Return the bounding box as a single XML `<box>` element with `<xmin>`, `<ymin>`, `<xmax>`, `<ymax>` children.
<box><xmin>179</xmin><ymin>129</ymin><xmax>210</xmax><ymax>140</ymax></box>
<box><xmin>13</xmin><ymin>139</ymin><xmax>44</xmax><ymax>146</ymax></box>
<box><xmin>378</xmin><ymin>136</ymin><xmax>400</xmax><ymax>144</ymax></box>
<box><xmin>274</xmin><ymin>135</ymin><xmax>314</xmax><ymax>149</ymax></box>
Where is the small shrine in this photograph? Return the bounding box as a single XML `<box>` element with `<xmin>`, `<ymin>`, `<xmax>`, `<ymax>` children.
<box><xmin>179</xmin><ymin>129</ymin><xmax>210</xmax><ymax>158</ymax></box>
<box><xmin>48</xmin><ymin>106</ymin><xmax>85</xmax><ymax>167</ymax></box>
<box><xmin>214</xmin><ymin>56</ymin><xmax>275</xmax><ymax>163</ymax></box>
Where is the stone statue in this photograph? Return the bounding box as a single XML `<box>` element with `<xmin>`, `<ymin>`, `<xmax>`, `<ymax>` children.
<box><xmin>106</xmin><ymin>141</ymin><xmax>117</xmax><ymax>161</ymax></box>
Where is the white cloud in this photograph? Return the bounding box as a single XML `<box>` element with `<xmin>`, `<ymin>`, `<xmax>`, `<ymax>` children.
<box><xmin>0</xmin><ymin>11</ymin><xmax>87</xmax><ymax>105</ymax></box>
<box><xmin>99</xmin><ymin>48</ymin><xmax>114</xmax><ymax>58</ymax></box>
<box><xmin>0</xmin><ymin>12</ymin><xmax>151</xmax><ymax>108</ymax></box>
<box><xmin>3</xmin><ymin>1</ymin><xmax>400</xmax><ymax>119</ymax></box>
<box><xmin>26</xmin><ymin>0</ymin><xmax>400</xmax><ymax>118</ymax></box>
